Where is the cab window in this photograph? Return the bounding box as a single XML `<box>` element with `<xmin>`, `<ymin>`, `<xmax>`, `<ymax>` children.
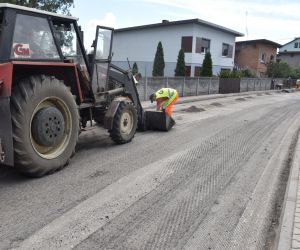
<box><xmin>53</xmin><ymin>20</ymin><xmax>85</xmax><ymax>65</ymax></box>
<box><xmin>11</xmin><ymin>14</ymin><xmax>60</xmax><ymax>59</ymax></box>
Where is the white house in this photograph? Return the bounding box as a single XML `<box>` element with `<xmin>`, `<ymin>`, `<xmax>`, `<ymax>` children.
<box><xmin>112</xmin><ymin>18</ymin><xmax>243</xmax><ymax>77</ymax></box>
<box><xmin>277</xmin><ymin>37</ymin><xmax>300</xmax><ymax>68</ymax></box>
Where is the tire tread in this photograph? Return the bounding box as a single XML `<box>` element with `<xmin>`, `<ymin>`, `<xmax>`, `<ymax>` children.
<box><xmin>11</xmin><ymin>75</ymin><xmax>79</xmax><ymax>177</ymax></box>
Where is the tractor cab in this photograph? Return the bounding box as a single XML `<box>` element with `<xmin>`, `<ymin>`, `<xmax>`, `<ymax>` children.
<box><xmin>0</xmin><ymin>4</ymin><xmax>81</xmax><ymax>62</ymax></box>
<box><xmin>0</xmin><ymin>3</ymin><xmax>115</xmax><ymax>105</ymax></box>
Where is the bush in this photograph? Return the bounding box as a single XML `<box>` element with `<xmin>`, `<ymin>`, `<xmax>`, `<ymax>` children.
<box><xmin>218</xmin><ymin>69</ymin><xmax>256</xmax><ymax>78</ymax></box>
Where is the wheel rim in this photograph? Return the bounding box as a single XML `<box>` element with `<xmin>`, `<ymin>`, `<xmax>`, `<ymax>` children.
<box><xmin>120</xmin><ymin>110</ymin><xmax>134</xmax><ymax>135</ymax></box>
<box><xmin>30</xmin><ymin>97</ymin><xmax>72</xmax><ymax>159</ymax></box>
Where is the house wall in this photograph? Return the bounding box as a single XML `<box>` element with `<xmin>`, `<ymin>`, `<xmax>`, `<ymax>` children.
<box><xmin>279</xmin><ymin>38</ymin><xmax>300</xmax><ymax>53</ymax></box>
<box><xmin>278</xmin><ymin>38</ymin><xmax>300</xmax><ymax>68</ymax></box>
<box><xmin>277</xmin><ymin>53</ymin><xmax>300</xmax><ymax>68</ymax></box>
<box><xmin>192</xmin><ymin>24</ymin><xmax>236</xmax><ymax>74</ymax></box>
<box><xmin>112</xmin><ymin>23</ymin><xmax>237</xmax><ymax>77</ymax></box>
<box><xmin>235</xmin><ymin>43</ymin><xmax>277</xmax><ymax>76</ymax></box>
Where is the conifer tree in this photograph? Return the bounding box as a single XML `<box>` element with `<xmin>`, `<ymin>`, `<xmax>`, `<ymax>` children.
<box><xmin>132</xmin><ymin>62</ymin><xmax>138</xmax><ymax>75</ymax></box>
<box><xmin>152</xmin><ymin>41</ymin><xmax>165</xmax><ymax>76</ymax></box>
<box><xmin>201</xmin><ymin>52</ymin><xmax>213</xmax><ymax>76</ymax></box>
<box><xmin>175</xmin><ymin>49</ymin><xmax>186</xmax><ymax>76</ymax></box>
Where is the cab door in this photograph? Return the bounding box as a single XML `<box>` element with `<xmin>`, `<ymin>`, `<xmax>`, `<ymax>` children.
<box><xmin>91</xmin><ymin>26</ymin><xmax>114</xmax><ymax>102</ymax></box>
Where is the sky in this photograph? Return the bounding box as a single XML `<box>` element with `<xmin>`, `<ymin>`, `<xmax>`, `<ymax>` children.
<box><xmin>71</xmin><ymin>0</ymin><xmax>300</xmax><ymax>49</ymax></box>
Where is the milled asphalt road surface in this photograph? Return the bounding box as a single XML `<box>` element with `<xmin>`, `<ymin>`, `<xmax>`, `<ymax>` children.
<box><xmin>1</xmin><ymin>91</ymin><xmax>300</xmax><ymax>249</ymax></box>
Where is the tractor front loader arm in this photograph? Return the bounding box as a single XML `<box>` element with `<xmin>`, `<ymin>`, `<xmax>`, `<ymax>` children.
<box><xmin>108</xmin><ymin>64</ymin><xmax>146</xmax><ymax>130</ymax></box>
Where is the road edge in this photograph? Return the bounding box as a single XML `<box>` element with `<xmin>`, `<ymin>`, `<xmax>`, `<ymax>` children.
<box><xmin>275</xmin><ymin>128</ymin><xmax>300</xmax><ymax>249</ymax></box>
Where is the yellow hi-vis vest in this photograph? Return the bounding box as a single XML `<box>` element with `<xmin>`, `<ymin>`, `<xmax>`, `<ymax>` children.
<box><xmin>155</xmin><ymin>88</ymin><xmax>178</xmax><ymax>108</ymax></box>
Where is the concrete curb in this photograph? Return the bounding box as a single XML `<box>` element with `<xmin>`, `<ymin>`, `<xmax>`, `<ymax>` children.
<box><xmin>276</xmin><ymin>130</ymin><xmax>300</xmax><ymax>249</ymax></box>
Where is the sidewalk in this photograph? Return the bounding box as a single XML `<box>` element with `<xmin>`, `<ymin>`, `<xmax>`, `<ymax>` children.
<box><xmin>277</xmin><ymin>131</ymin><xmax>300</xmax><ymax>250</ymax></box>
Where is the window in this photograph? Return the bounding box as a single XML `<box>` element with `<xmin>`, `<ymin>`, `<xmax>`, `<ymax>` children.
<box><xmin>53</xmin><ymin>20</ymin><xmax>85</xmax><ymax>64</ymax></box>
<box><xmin>94</xmin><ymin>28</ymin><xmax>113</xmax><ymax>60</ymax></box>
<box><xmin>181</xmin><ymin>36</ymin><xmax>193</xmax><ymax>53</ymax></box>
<box><xmin>222</xmin><ymin>43</ymin><xmax>229</xmax><ymax>56</ymax></box>
<box><xmin>261</xmin><ymin>53</ymin><xmax>266</xmax><ymax>63</ymax></box>
<box><xmin>270</xmin><ymin>54</ymin><xmax>274</xmax><ymax>62</ymax></box>
<box><xmin>0</xmin><ymin>9</ymin><xmax>3</xmax><ymax>47</ymax></box>
<box><xmin>196</xmin><ymin>37</ymin><xmax>210</xmax><ymax>54</ymax></box>
<box><xmin>222</xmin><ymin>43</ymin><xmax>233</xmax><ymax>57</ymax></box>
<box><xmin>0</xmin><ymin>10</ymin><xmax>3</xmax><ymax>34</ymax></box>
<box><xmin>194</xmin><ymin>66</ymin><xmax>201</xmax><ymax>76</ymax></box>
<box><xmin>11</xmin><ymin>14</ymin><xmax>60</xmax><ymax>59</ymax></box>
<box><xmin>295</xmin><ymin>42</ymin><xmax>298</xmax><ymax>48</ymax></box>
<box><xmin>185</xmin><ymin>66</ymin><xmax>191</xmax><ymax>76</ymax></box>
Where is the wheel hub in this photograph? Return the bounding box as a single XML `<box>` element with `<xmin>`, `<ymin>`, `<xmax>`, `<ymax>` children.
<box><xmin>32</xmin><ymin>107</ymin><xmax>65</xmax><ymax>147</ymax></box>
<box><xmin>120</xmin><ymin>112</ymin><xmax>132</xmax><ymax>134</ymax></box>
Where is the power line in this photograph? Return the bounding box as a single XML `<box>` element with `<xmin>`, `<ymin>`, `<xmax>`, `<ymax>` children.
<box><xmin>245</xmin><ymin>10</ymin><xmax>248</xmax><ymax>39</ymax></box>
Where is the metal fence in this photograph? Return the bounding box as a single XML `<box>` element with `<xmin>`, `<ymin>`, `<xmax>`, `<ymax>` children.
<box><xmin>136</xmin><ymin>77</ymin><xmax>285</xmax><ymax>101</ymax></box>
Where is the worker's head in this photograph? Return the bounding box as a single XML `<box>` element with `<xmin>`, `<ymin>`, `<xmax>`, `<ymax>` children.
<box><xmin>134</xmin><ymin>73</ymin><xmax>142</xmax><ymax>81</ymax></box>
<box><xmin>149</xmin><ymin>93</ymin><xmax>156</xmax><ymax>103</ymax></box>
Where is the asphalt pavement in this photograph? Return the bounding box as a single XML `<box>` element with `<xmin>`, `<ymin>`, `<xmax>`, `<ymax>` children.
<box><xmin>0</xmin><ymin>89</ymin><xmax>299</xmax><ymax>250</ymax></box>
<box><xmin>170</xmin><ymin>89</ymin><xmax>300</xmax><ymax>250</ymax></box>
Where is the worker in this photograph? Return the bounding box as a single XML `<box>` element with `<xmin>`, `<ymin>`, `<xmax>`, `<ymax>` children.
<box><xmin>149</xmin><ymin>87</ymin><xmax>179</xmax><ymax>119</ymax></box>
<box><xmin>296</xmin><ymin>79</ymin><xmax>300</xmax><ymax>89</ymax></box>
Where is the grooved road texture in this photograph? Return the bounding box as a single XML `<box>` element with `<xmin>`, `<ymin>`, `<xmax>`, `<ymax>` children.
<box><xmin>74</xmin><ymin>99</ymin><xmax>300</xmax><ymax>249</ymax></box>
<box><xmin>1</xmin><ymin>93</ymin><xmax>300</xmax><ymax>250</ymax></box>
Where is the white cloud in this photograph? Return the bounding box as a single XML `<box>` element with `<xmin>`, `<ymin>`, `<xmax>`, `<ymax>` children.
<box><xmin>81</xmin><ymin>12</ymin><xmax>117</xmax><ymax>49</ymax></box>
<box><xmin>88</xmin><ymin>12</ymin><xmax>117</xmax><ymax>29</ymax></box>
<box><xmin>124</xmin><ymin>0</ymin><xmax>300</xmax><ymax>44</ymax></box>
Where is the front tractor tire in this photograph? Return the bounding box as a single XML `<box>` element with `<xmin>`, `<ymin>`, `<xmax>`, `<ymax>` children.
<box><xmin>109</xmin><ymin>102</ymin><xmax>138</xmax><ymax>144</ymax></box>
<box><xmin>11</xmin><ymin>75</ymin><xmax>79</xmax><ymax>177</ymax></box>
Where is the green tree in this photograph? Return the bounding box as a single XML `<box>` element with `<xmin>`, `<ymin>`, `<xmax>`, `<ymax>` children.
<box><xmin>200</xmin><ymin>52</ymin><xmax>213</xmax><ymax>76</ymax></box>
<box><xmin>152</xmin><ymin>41</ymin><xmax>165</xmax><ymax>76</ymax></box>
<box><xmin>266</xmin><ymin>61</ymin><xmax>292</xmax><ymax>78</ymax></box>
<box><xmin>292</xmin><ymin>67</ymin><xmax>300</xmax><ymax>79</ymax></box>
<box><xmin>132</xmin><ymin>62</ymin><xmax>138</xmax><ymax>75</ymax></box>
<box><xmin>0</xmin><ymin>0</ymin><xmax>74</xmax><ymax>14</ymax></box>
<box><xmin>174</xmin><ymin>49</ymin><xmax>185</xmax><ymax>76</ymax></box>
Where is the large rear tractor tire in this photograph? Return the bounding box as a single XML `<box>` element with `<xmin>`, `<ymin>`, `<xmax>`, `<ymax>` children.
<box><xmin>109</xmin><ymin>102</ymin><xmax>137</xmax><ymax>144</ymax></box>
<box><xmin>10</xmin><ymin>75</ymin><xmax>79</xmax><ymax>177</ymax></box>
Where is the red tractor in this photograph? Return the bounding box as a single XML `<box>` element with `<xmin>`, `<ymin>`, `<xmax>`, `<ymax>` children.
<box><xmin>0</xmin><ymin>3</ymin><xmax>148</xmax><ymax>176</ymax></box>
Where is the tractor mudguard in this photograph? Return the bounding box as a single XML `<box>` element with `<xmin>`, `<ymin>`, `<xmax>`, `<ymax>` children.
<box><xmin>0</xmin><ymin>97</ymin><xmax>14</xmax><ymax>166</ymax></box>
<box><xmin>104</xmin><ymin>97</ymin><xmax>132</xmax><ymax>130</ymax></box>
